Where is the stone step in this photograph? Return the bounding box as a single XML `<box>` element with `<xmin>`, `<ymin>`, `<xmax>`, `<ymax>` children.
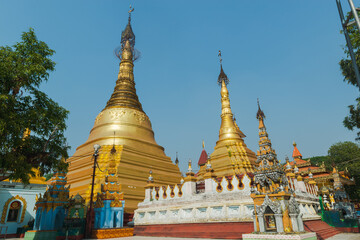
<box><xmin>304</xmin><ymin>220</ymin><xmax>342</xmax><ymax>240</ymax></box>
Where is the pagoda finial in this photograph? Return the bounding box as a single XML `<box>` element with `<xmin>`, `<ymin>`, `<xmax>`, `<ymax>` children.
<box><xmin>218</xmin><ymin>50</ymin><xmax>222</xmax><ymax>64</ymax></box>
<box><xmin>128</xmin><ymin>5</ymin><xmax>134</xmax><ymax>23</ymax></box>
<box><xmin>256</xmin><ymin>98</ymin><xmax>265</xmax><ymax>120</ymax></box>
<box><xmin>217</xmin><ymin>50</ymin><xmax>229</xmax><ymax>86</ymax></box>
<box><xmin>175</xmin><ymin>152</ymin><xmax>179</xmax><ymax>165</ymax></box>
<box><xmin>202</xmin><ymin>140</ymin><xmax>205</xmax><ymax>149</ymax></box>
<box><xmin>121</xmin><ymin>5</ymin><xmax>135</xmax><ymax>49</ymax></box>
<box><xmin>187</xmin><ymin>159</ymin><xmax>193</xmax><ymax>173</ymax></box>
<box><xmin>105</xmin><ymin>9</ymin><xmax>142</xmax><ymax>110</ymax></box>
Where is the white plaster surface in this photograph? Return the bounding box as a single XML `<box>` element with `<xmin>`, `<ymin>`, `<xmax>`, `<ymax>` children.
<box><xmin>135</xmin><ymin>174</ymin><xmax>320</xmax><ymax>226</ymax></box>
<box><xmin>0</xmin><ymin>182</ymin><xmax>46</xmax><ymax>234</ymax></box>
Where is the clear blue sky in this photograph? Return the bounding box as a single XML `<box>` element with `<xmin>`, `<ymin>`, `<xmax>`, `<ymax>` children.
<box><xmin>1</xmin><ymin>1</ymin><xmax>358</xmax><ymax>174</ymax></box>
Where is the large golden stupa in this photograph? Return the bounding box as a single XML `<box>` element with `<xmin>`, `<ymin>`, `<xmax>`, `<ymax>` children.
<box><xmin>197</xmin><ymin>56</ymin><xmax>257</xmax><ymax>179</ymax></box>
<box><xmin>67</xmin><ymin>12</ymin><xmax>181</xmax><ymax>213</ymax></box>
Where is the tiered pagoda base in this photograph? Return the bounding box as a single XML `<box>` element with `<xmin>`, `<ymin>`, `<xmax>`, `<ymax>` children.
<box><xmin>242</xmin><ymin>232</ymin><xmax>316</xmax><ymax>240</ymax></box>
<box><xmin>134</xmin><ymin>222</ymin><xmax>253</xmax><ymax>239</ymax></box>
<box><xmin>91</xmin><ymin>228</ymin><xmax>133</xmax><ymax>239</ymax></box>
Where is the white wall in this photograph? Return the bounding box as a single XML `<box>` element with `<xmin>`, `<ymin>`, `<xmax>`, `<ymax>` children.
<box><xmin>0</xmin><ymin>183</ymin><xmax>46</xmax><ymax>235</ymax></box>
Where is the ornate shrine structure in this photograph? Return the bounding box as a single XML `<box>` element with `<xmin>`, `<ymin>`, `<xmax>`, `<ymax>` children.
<box><xmin>24</xmin><ymin>172</ymin><xmax>70</xmax><ymax>240</ymax></box>
<box><xmin>245</xmin><ymin>103</ymin><xmax>316</xmax><ymax>240</ymax></box>
<box><xmin>287</xmin><ymin>142</ymin><xmax>354</xmax><ymax>198</ymax></box>
<box><xmin>92</xmin><ymin>145</ymin><xmax>128</xmax><ymax>237</ymax></box>
<box><xmin>196</xmin><ymin>56</ymin><xmax>257</xmax><ymax>180</ymax></box>
<box><xmin>66</xmin><ymin>9</ymin><xmax>181</xmax><ymax>214</ymax></box>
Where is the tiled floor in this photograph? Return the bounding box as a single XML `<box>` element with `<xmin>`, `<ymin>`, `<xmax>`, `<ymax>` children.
<box><xmin>327</xmin><ymin>233</ymin><xmax>360</xmax><ymax>240</ymax></box>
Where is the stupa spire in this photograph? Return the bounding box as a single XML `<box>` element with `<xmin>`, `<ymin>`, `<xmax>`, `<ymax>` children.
<box><xmin>216</xmin><ymin>51</ymin><xmax>242</xmax><ymax>143</ymax></box>
<box><xmin>256</xmin><ymin>101</ymin><xmax>277</xmax><ymax>165</ymax></box>
<box><xmin>105</xmin><ymin>7</ymin><xmax>143</xmax><ymax>111</ymax></box>
<box><xmin>195</xmin><ymin>51</ymin><xmax>256</xmax><ymax>179</ymax></box>
<box><xmin>256</xmin><ymin>98</ymin><xmax>265</xmax><ymax>129</ymax></box>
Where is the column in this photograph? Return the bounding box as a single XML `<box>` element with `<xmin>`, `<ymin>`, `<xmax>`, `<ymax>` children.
<box><xmin>205</xmin><ymin>177</ymin><xmax>214</xmax><ymax>193</ymax></box>
<box><xmin>183</xmin><ymin>181</ymin><xmax>196</xmax><ymax>197</ymax></box>
<box><xmin>103</xmin><ymin>200</ymin><xmax>111</xmax><ymax>228</ymax></box>
<box><xmin>252</xmin><ymin>213</ymin><xmax>257</xmax><ymax>232</ymax></box>
<box><xmin>274</xmin><ymin>214</ymin><xmax>284</xmax><ymax>233</ymax></box>
<box><xmin>289</xmin><ymin>214</ymin><xmax>299</xmax><ymax>232</ymax></box>
<box><xmin>258</xmin><ymin>215</ymin><xmax>265</xmax><ymax>232</ymax></box>
<box><xmin>144</xmin><ymin>187</ymin><xmax>153</xmax><ymax>202</ymax></box>
<box><xmin>297</xmin><ymin>213</ymin><xmax>304</xmax><ymax>232</ymax></box>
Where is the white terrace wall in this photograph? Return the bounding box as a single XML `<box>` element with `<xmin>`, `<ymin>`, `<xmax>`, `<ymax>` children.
<box><xmin>135</xmin><ymin>174</ymin><xmax>320</xmax><ymax>225</ymax></box>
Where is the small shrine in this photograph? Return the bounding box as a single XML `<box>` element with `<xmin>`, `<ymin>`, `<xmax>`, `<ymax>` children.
<box><xmin>244</xmin><ymin>102</ymin><xmax>316</xmax><ymax>240</ymax></box>
<box><xmin>63</xmin><ymin>193</ymin><xmax>87</xmax><ymax>240</ymax></box>
<box><xmin>24</xmin><ymin>171</ymin><xmax>70</xmax><ymax>240</ymax></box>
<box><xmin>91</xmin><ymin>145</ymin><xmax>131</xmax><ymax>239</ymax></box>
<box><xmin>319</xmin><ymin>183</ymin><xmax>359</xmax><ymax>232</ymax></box>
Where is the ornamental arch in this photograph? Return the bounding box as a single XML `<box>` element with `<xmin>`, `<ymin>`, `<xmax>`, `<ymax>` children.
<box><xmin>1</xmin><ymin>195</ymin><xmax>27</xmax><ymax>224</ymax></box>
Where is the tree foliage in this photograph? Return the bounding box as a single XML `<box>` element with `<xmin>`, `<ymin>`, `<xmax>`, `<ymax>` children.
<box><xmin>328</xmin><ymin>141</ymin><xmax>360</xmax><ymax>200</ymax></box>
<box><xmin>339</xmin><ymin>13</ymin><xmax>360</xmax><ymax>140</ymax></box>
<box><xmin>0</xmin><ymin>28</ymin><xmax>69</xmax><ymax>183</ymax></box>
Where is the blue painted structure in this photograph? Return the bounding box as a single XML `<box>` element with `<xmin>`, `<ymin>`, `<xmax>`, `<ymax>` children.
<box><xmin>34</xmin><ymin>205</ymin><xmax>66</xmax><ymax>231</ymax></box>
<box><xmin>94</xmin><ymin>200</ymin><xmax>125</xmax><ymax>229</ymax></box>
<box><xmin>32</xmin><ymin>172</ymin><xmax>69</xmax><ymax>232</ymax></box>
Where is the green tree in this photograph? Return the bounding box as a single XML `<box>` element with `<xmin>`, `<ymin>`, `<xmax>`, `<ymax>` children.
<box><xmin>339</xmin><ymin>12</ymin><xmax>360</xmax><ymax>140</ymax></box>
<box><xmin>0</xmin><ymin>28</ymin><xmax>69</xmax><ymax>183</ymax></box>
<box><xmin>328</xmin><ymin>141</ymin><xmax>360</xmax><ymax>200</ymax></box>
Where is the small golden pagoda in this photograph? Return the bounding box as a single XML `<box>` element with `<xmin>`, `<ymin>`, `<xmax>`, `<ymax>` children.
<box><xmin>197</xmin><ymin>52</ymin><xmax>256</xmax><ymax>179</ymax></box>
<box><xmin>67</xmin><ymin>9</ymin><xmax>181</xmax><ymax>213</ymax></box>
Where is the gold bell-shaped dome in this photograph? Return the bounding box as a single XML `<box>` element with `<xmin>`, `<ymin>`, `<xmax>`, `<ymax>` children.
<box><xmin>67</xmin><ymin>12</ymin><xmax>181</xmax><ymax>213</ymax></box>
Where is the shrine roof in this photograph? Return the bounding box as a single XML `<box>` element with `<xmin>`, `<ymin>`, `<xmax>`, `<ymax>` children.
<box><xmin>198</xmin><ymin>149</ymin><xmax>208</xmax><ymax>166</ymax></box>
<box><xmin>292</xmin><ymin>143</ymin><xmax>302</xmax><ymax>158</ymax></box>
<box><xmin>297</xmin><ymin>166</ymin><xmax>320</xmax><ymax>171</ymax></box>
<box><xmin>289</xmin><ymin>158</ymin><xmax>308</xmax><ymax>165</ymax></box>
<box><xmin>303</xmin><ymin>173</ymin><xmax>331</xmax><ymax>179</ymax></box>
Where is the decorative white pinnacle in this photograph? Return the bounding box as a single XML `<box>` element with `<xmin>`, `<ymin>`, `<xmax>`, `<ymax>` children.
<box><xmin>187</xmin><ymin>159</ymin><xmax>193</xmax><ymax>173</ymax></box>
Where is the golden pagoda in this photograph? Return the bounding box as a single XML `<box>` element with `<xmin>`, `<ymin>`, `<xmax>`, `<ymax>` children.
<box><xmin>67</xmin><ymin>9</ymin><xmax>181</xmax><ymax>213</ymax></box>
<box><xmin>197</xmin><ymin>52</ymin><xmax>256</xmax><ymax>179</ymax></box>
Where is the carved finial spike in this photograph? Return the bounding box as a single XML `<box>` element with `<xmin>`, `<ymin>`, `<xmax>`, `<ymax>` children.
<box><xmin>128</xmin><ymin>5</ymin><xmax>135</xmax><ymax>22</ymax></box>
<box><xmin>218</xmin><ymin>50</ymin><xmax>222</xmax><ymax>64</ymax></box>
<box><xmin>202</xmin><ymin>140</ymin><xmax>205</xmax><ymax>149</ymax></box>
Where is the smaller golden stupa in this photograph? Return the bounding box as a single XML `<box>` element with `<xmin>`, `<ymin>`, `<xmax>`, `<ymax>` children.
<box><xmin>197</xmin><ymin>52</ymin><xmax>256</xmax><ymax>179</ymax></box>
